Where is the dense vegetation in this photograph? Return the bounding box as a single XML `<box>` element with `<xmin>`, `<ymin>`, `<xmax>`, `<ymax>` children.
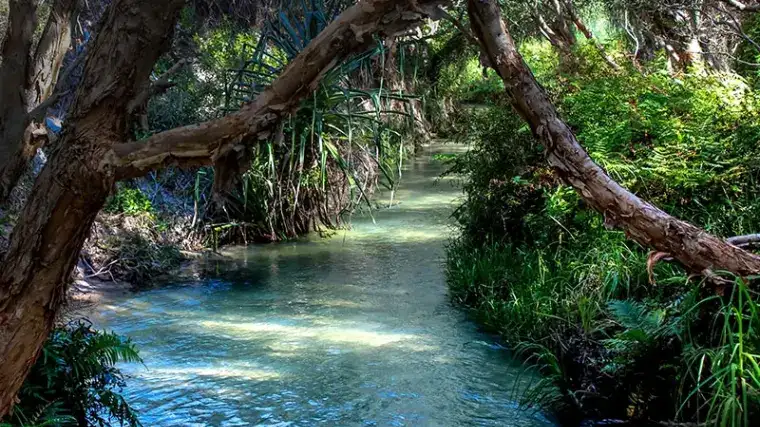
<box><xmin>443</xmin><ymin>21</ymin><xmax>760</xmax><ymax>427</ymax></box>
<box><xmin>3</xmin><ymin>0</ymin><xmax>760</xmax><ymax>425</ymax></box>
<box><xmin>2</xmin><ymin>322</ymin><xmax>141</xmax><ymax>426</ymax></box>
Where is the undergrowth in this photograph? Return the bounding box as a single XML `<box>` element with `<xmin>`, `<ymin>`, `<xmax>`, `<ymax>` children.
<box><xmin>444</xmin><ymin>37</ymin><xmax>760</xmax><ymax>425</ymax></box>
<box><xmin>1</xmin><ymin>321</ymin><xmax>142</xmax><ymax>427</ymax></box>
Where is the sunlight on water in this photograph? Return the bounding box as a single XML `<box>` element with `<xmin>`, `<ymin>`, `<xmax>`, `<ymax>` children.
<box><xmin>90</xmin><ymin>142</ymin><xmax>556</xmax><ymax>426</ymax></box>
<box><xmin>198</xmin><ymin>320</ymin><xmax>425</xmax><ymax>348</ymax></box>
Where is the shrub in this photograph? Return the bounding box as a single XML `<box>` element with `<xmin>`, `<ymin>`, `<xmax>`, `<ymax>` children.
<box><xmin>2</xmin><ymin>321</ymin><xmax>142</xmax><ymax>426</ymax></box>
<box><xmin>445</xmin><ymin>41</ymin><xmax>760</xmax><ymax>424</ymax></box>
<box><xmin>104</xmin><ymin>187</ymin><xmax>153</xmax><ymax>216</ymax></box>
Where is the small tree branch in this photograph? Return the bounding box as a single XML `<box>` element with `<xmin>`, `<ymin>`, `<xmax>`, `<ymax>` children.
<box><xmin>127</xmin><ymin>58</ymin><xmax>189</xmax><ymax>113</ymax></box>
<box><xmin>433</xmin><ymin>6</ymin><xmax>480</xmax><ymax>47</ymax></box>
<box><xmin>728</xmin><ymin>233</ymin><xmax>760</xmax><ymax>248</ymax></box>
<box><xmin>720</xmin><ymin>0</ymin><xmax>760</xmax><ymax>12</ymax></box>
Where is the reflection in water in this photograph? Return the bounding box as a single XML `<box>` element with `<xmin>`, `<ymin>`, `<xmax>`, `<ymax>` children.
<box><xmin>91</xmin><ymin>143</ymin><xmax>556</xmax><ymax>426</ymax></box>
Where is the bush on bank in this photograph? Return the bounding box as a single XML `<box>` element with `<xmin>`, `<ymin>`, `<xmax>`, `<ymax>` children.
<box><xmin>443</xmin><ymin>40</ymin><xmax>760</xmax><ymax>425</ymax></box>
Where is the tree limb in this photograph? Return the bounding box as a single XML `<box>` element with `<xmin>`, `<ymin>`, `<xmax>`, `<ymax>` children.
<box><xmin>466</xmin><ymin>0</ymin><xmax>760</xmax><ymax>278</ymax></box>
<box><xmin>110</xmin><ymin>0</ymin><xmax>449</xmax><ymax>180</ymax></box>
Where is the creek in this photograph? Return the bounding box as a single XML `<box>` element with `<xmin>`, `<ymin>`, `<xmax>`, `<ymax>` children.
<box><xmin>91</xmin><ymin>143</ymin><xmax>555</xmax><ymax>426</ymax></box>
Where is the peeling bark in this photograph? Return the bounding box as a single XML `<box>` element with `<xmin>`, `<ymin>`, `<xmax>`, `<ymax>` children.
<box><xmin>0</xmin><ymin>0</ymin><xmax>79</xmax><ymax>205</ymax></box>
<box><xmin>28</xmin><ymin>0</ymin><xmax>78</xmax><ymax>107</ymax></box>
<box><xmin>0</xmin><ymin>0</ymin><xmax>447</xmax><ymax>415</ymax></box>
<box><xmin>0</xmin><ymin>0</ymin><xmax>185</xmax><ymax>416</ymax></box>
<box><xmin>467</xmin><ymin>0</ymin><xmax>760</xmax><ymax>277</ymax></box>
<box><xmin>0</xmin><ymin>0</ymin><xmax>39</xmax><ymax>203</ymax></box>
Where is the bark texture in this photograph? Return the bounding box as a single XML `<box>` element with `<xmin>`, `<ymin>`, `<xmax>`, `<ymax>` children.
<box><xmin>0</xmin><ymin>0</ymin><xmax>39</xmax><ymax>202</ymax></box>
<box><xmin>28</xmin><ymin>0</ymin><xmax>78</xmax><ymax>107</ymax></box>
<box><xmin>467</xmin><ymin>0</ymin><xmax>760</xmax><ymax>277</ymax></box>
<box><xmin>0</xmin><ymin>0</ymin><xmax>79</xmax><ymax>204</ymax></box>
<box><xmin>0</xmin><ymin>0</ymin><xmax>185</xmax><ymax>416</ymax></box>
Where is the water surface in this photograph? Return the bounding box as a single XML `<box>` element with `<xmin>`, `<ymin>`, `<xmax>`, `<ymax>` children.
<box><xmin>92</xmin><ymin>143</ymin><xmax>555</xmax><ymax>426</ymax></box>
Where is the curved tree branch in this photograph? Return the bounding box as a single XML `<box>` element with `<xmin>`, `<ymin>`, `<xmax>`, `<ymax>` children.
<box><xmin>110</xmin><ymin>0</ymin><xmax>449</xmax><ymax>180</ymax></box>
<box><xmin>467</xmin><ymin>0</ymin><xmax>760</xmax><ymax>278</ymax></box>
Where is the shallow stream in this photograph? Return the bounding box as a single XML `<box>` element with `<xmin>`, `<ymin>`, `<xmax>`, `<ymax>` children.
<box><xmin>91</xmin><ymin>143</ymin><xmax>555</xmax><ymax>426</ymax></box>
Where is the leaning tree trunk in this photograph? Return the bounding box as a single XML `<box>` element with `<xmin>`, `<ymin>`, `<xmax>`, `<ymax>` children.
<box><xmin>0</xmin><ymin>0</ymin><xmax>185</xmax><ymax>416</ymax></box>
<box><xmin>0</xmin><ymin>0</ymin><xmax>446</xmax><ymax>416</ymax></box>
<box><xmin>0</xmin><ymin>0</ymin><xmax>39</xmax><ymax>203</ymax></box>
<box><xmin>0</xmin><ymin>0</ymin><xmax>79</xmax><ymax>205</ymax></box>
<box><xmin>466</xmin><ymin>0</ymin><xmax>760</xmax><ymax>277</ymax></box>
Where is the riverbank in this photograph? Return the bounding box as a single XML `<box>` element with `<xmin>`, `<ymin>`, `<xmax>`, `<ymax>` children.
<box><xmin>82</xmin><ymin>142</ymin><xmax>557</xmax><ymax>426</ymax></box>
<box><xmin>442</xmin><ymin>49</ymin><xmax>760</xmax><ymax>425</ymax></box>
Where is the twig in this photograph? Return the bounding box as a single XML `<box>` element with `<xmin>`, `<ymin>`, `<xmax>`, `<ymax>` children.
<box><xmin>720</xmin><ymin>0</ymin><xmax>760</xmax><ymax>12</ymax></box>
<box><xmin>127</xmin><ymin>58</ymin><xmax>189</xmax><ymax>113</ymax></box>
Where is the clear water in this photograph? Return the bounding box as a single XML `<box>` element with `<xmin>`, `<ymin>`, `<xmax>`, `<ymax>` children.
<box><xmin>91</xmin><ymin>143</ymin><xmax>556</xmax><ymax>426</ymax></box>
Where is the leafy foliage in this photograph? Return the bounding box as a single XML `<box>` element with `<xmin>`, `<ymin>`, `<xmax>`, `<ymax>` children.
<box><xmin>205</xmin><ymin>0</ymin><xmax>420</xmax><ymax>243</ymax></box>
<box><xmin>444</xmin><ymin>34</ymin><xmax>760</xmax><ymax>424</ymax></box>
<box><xmin>2</xmin><ymin>321</ymin><xmax>142</xmax><ymax>427</ymax></box>
<box><xmin>104</xmin><ymin>187</ymin><xmax>153</xmax><ymax>216</ymax></box>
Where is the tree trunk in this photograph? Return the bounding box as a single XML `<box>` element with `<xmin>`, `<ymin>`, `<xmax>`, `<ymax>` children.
<box><xmin>0</xmin><ymin>0</ymin><xmax>79</xmax><ymax>205</ymax></box>
<box><xmin>0</xmin><ymin>0</ymin><xmax>185</xmax><ymax>416</ymax></box>
<box><xmin>28</xmin><ymin>0</ymin><xmax>78</xmax><ymax>107</ymax></box>
<box><xmin>467</xmin><ymin>0</ymin><xmax>760</xmax><ymax>277</ymax></box>
<box><xmin>563</xmin><ymin>0</ymin><xmax>620</xmax><ymax>71</ymax></box>
<box><xmin>0</xmin><ymin>0</ymin><xmax>39</xmax><ymax>203</ymax></box>
<box><xmin>0</xmin><ymin>0</ymin><xmax>446</xmax><ymax>416</ymax></box>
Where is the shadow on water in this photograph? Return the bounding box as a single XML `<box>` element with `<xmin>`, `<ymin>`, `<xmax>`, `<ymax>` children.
<box><xmin>91</xmin><ymin>142</ymin><xmax>557</xmax><ymax>426</ymax></box>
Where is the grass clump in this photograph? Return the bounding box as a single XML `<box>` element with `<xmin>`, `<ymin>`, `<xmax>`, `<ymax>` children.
<box><xmin>444</xmin><ymin>41</ymin><xmax>760</xmax><ymax>425</ymax></box>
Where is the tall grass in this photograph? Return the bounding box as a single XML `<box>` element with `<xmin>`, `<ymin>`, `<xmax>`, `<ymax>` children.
<box><xmin>442</xmin><ymin>36</ymin><xmax>760</xmax><ymax>424</ymax></box>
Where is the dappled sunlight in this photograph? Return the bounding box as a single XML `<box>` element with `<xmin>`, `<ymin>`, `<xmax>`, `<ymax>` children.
<box><xmin>145</xmin><ymin>364</ymin><xmax>282</xmax><ymax>382</ymax></box>
<box><xmin>197</xmin><ymin>319</ymin><xmax>434</xmax><ymax>351</ymax></box>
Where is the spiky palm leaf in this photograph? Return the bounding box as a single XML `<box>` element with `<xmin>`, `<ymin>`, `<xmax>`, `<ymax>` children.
<box><xmin>213</xmin><ymin>0</ymin><xmax>420</xmax><ymax>242</ymax></box>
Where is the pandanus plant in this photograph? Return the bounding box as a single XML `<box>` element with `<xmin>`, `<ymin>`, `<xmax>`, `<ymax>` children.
<box><xmin>208</xmin><ymin>0</ymin><xmax>422</xmax><ymax>243</ymax></box>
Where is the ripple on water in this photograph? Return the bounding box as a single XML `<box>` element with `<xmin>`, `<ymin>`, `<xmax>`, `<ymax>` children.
<box><xmin>92</xmin><ymin>143</ymin><xmax>556</xmax><ymax>426</ymax></box>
